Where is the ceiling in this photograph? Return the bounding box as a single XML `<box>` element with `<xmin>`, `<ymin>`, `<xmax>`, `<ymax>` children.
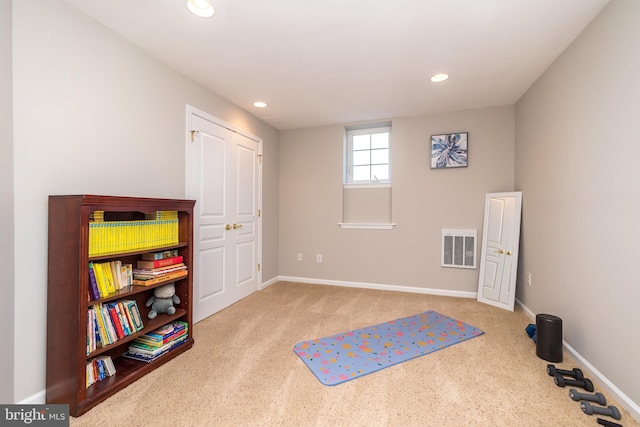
<box><xmin>61</xmin><ymin>0</ymin><xmax>609</xmax><ymax>130</ymax></box>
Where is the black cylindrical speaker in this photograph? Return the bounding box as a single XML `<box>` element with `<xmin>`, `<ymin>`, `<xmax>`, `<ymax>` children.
<box><xmin>536</xmin><ymin>313</ymin><xmax>563</xmax><ymax>362</ymax></box>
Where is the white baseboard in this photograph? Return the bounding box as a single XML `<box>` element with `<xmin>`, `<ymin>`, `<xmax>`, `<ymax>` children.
<box><xmin>260</xmin><ymin>275</ymin><xmax>280</xmax><ymax>290</ymax></box>
<box><xmin>18</xmin><ymin>389</ymin><xmax>45</xmax><ymax>405</ymax></box>
<box><xmin>277</xmin><ymin>275</ymin><xmax>478</xmax><ymax>299</ymax></box>
<box><xmin>515</xmin><ymin>298</ymin><xmax>640</xmax><ymax>422</ymax></box>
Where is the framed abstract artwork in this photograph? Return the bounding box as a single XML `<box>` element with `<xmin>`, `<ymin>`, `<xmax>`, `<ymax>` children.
<box><xmin>431</xmin><ymin>132</ymin><xmax>468</xmax><ymax>169</ymax></box>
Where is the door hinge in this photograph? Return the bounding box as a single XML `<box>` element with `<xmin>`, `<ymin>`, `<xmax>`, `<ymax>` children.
<box><xmin>257</xmin><ymin>263</ymin><xmax>261</xmax><ymax>271</ymax></box>
<box><xmin>257</xmin><ymin>209</ymin><xmax>261</xmax><ymax>217</ymax></box>
<box><xmin>257</xmin><ymin>154</ymin><xmax>263</xmax><ymax>164</ymax></box>
<box><xmin>190</xmin><ymin>130</ymin><xmax>199</xmax><ymax>142</ymax></box>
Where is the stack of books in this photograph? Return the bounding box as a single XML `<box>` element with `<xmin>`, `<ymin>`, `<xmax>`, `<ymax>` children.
<box><xmin>88</xmin><ymin>260</ymin><xmax>133</xmax><ymax>299</ymax></box>
<box><xmin>88</xmin><ymin>210</ymin><xmax>179</xmax><ymax>256</ymax></box>
<box><xmin>122</xmin><ymin>321</ymin><xmax>189</xmax><ymax>363</ymax></box>
<box><xmin>87</xmin><ymin>300</ymin><xmax>144</xmax><ymax>354</ymax></box>
<box><xmin>145</xmin><ymin>210</ymin><xmax>178</xmax><ymax>220</ymax></box>
<box><xmin>86</xmin><ymin>355</ymin><xmax>116</xmax><ymax>388</ymax></box>
<box><xmin>132</xmin><ymin>249</ymin><xmax>187</xmax><ymax>286</ymax></box>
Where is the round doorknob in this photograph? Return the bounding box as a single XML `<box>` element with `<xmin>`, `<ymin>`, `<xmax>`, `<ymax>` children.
<box><xmin>225</xmin><ymin>224</ymin><xmax>232</xmax><ymax>230</ymax></box>
<box><xmin>507</xmin><ymin>251</ymin><xmax>512</xmax><ymax>255</ymax></box>
<box><xmin>498</xmin><ymin>249</ymin><xmax>505</xmax><ymax>254</ymax></box>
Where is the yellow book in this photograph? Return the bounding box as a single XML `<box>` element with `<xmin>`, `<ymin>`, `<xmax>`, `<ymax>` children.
<box><xmin>89</xmin><ymin>223</ymin><xmax>96</xmax><ymax>256</ymax></box>
<box><xmin>98</xmin><ymin>262</ymin><xmax>116</xmax><ymax>295</ymax></box>
<box><xmin>92</xmin><ymin>262</ymin><xmax>107</xmax><ymax>297</ymax></box>
<box><xmin>92</xmin><ymin>304</ymin><xmax>111</xmax><ymax>346</ymax></box>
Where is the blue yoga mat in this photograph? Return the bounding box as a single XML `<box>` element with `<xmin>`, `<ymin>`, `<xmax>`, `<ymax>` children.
<box><xmin>293</xmin><ymin>310</ymin><xmax>484</xmax><ymax>386</ymax></box>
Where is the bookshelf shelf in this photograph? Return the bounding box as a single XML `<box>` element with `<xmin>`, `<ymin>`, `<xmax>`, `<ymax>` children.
<box><xmin>88</xmin><ymin>242</ymin><xmax>189</xmax><ymax>262</ymax></box>
<box><xmin>46</xmin><ymin>195</ymin><xmax>196</xmax><ymax>417</ymax></box>
<box><xmin>86</xmin><ymin>308</ymin><xmax>189</xmax><ymax>358</ymax></box>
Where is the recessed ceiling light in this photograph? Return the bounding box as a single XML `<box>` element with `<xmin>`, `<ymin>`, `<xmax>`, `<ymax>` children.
<box><xmin>430</xmin><ymin>73</ymin><xmax>450</xmax><ymax>83</ymax></box>
<box><xmin>186</xmin><ymin>0</ymin><xmax>215</xmax><ymax>18</ymax></box>
<box><xmin>253</xmin><ymin>101</ymin><xmax>268</xmax><ymax>108</ymax></box>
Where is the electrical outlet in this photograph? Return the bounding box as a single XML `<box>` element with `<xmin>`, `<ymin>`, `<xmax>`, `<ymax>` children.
<box><xmin>297</xmin><ymin>253</ymin><xmax>302</xmax><ymax>261</ymax></box>
<box><xmin>527</xmin><ymin>272</ymin><xmax>532</xmax><ymax>286</ymax></box>
<box><xmin>316</xmin><ymin>254</ymin><xmax>323</xmax><ymax>263</ymax></box>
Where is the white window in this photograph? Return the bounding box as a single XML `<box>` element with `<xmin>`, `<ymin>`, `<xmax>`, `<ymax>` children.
<box><xmin>345</xmin><ymin>124</ymin><xmax>391</xmax><ymax>184</ymax></box>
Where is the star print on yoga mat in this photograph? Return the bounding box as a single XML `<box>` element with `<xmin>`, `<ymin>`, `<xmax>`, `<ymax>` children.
<box><xmin>293</xmin><ymin>310</ymin><xmax>484</xmax><ymax>386</ymax></box>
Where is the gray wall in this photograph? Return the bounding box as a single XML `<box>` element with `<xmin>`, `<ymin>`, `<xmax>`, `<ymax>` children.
<box><xmin>11</xmin><ymin>0</ymin><xmax>279</xmax><ymax>403</ymax></box>
<box><xmin>279</xmin><ymin>106</ymin><xmax>515</xmax><ymax>292</ymax></box>
<box><xmin>0</xmin><ymin>0</ymin><xmax>15</xmax><ymax>405</ymax></box>
<box><xmin>515</xmin><ymin>0</ymin><xmax>640</xmax><ymax>407</ymax></box>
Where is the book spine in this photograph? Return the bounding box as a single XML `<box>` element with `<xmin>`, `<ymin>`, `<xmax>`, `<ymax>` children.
<box><xmin>146</xmin><ymin>324</ymin><xmax>186</xmax><ymax>341</ymax></box>
<box><xmin>123</xmin><ymin>337</ymin><xmax>188</xmax><ymax>362</ymax></box>
<box><xmin>100</xmin><ymin>304</ymin><xmax>117</xmax><ymax>342</ymax></box>
<box><xmin>107</xmin><ymin>305</ymin><xmax>125</xmax><ymax>339</ymax></box>
<box><xmin>132</xmin><ymin>270</ymin><xmax>188</xmax><ymax>286</ymax></box>
<box><xmin>121</xmin><ymin>264</ymin><xmax>133</xmax><ymax>287</ymax></box>
<box><xmin>93</xmin><ymin>304</ymin><xmax>111</xmax><ymax>346</ymax></box>
<box><xmin>93</xmin><ymin>313</ymin><xmax>102</xmax><ymax>349</ymax></box>
<box><xmin>87</xmin><ymin>310</ymin><xmax>93</xmax><ymax>356</ymax></box>
<box><xmin>125</xmin><ymin>300</ymin><xmax>144</xmax><ymax>331</ymax></box>
<box><xmin>88</xmin><ymin>263</ymin><xmax>101</xmax><ymax>300</ymax></box>
<box><xmin>118</xmin><ymin>301</ymin><xmax>136</xmax><ymax>334</ymax></box>
<box><xmin>109</xmin><ymin>261</ymin><xmax>122</xmax><ymax>291</ymax></box>
<box><xmin>133</xmin><ymin>264</ymin><xmax>186</xmax><ymax>277</ymax></box>
<box><xmin>101</xmin><ymin>262</ymin><xmax>116</xmax><ymax>294</ymax></box>
<box><xmin>114</xmin><ymin>302</ymin><xmax>132</xmax><ymax>336</ymax></box>
<box><xmin>141</xmin><ymin>249</ymin><xmax>179</xmax><ymax>261</ymax></box>
<box><xmin>137</xmin><ymin>256</ymin><xmax>183</xmax><ymax>269</ymax></box>
<box><xmin>92</xmin><ymin>262</ymin><xmax>107</xmax><ymax>297</ymax></box>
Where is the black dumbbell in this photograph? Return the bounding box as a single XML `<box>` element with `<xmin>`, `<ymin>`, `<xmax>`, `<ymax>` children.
<box><xmin>554</xmin><ymin>374</ymin><xmax>594</xmax><ymax>392</ymax></box>
<box><xmin>580</xmin><ymin>402</ymin><xmax>621</xmax><ymax>420</ymax></box>
<box><xmin>597</xmin><ymin>418</ymin><xmax>623</xmax><ymax>427</ymax></box>
<box><xmin>547</xmin><ymin>363</ymin><xmax>584</xmax><ymax>380</ymax></box>
<box><xmin>569</xmin><ymin>388</ymin><xmax>606</xmax><ymax>405</ymax></box>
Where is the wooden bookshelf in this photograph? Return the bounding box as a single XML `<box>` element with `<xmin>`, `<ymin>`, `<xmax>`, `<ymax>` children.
<box><xmin>46</xmin><ymin>195</ymin><xmax>196</xmax><ymax>417</ymax></box>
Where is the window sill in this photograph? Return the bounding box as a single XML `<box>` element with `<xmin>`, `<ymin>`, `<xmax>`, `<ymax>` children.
<box><xmin>338</xmin><ymin>223</ymin><xmax>397</xmax><ymax>230</ymax></box>
<box><xmin>343</xmin><ymin>183</ymin><xmax>391</xmax><ymax>189</ymax></box>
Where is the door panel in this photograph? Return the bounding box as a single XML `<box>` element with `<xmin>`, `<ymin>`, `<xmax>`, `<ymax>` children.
<box><xmin>199</xmin><ymin>247</ymin><xmax>224</xmax><ymax>299</ymax></box>
<box><xmin>482</xmin><ymin>198</ymin><xmax>507</xmax><ymax>301</ymax></box>
<box><xmin>236</xmin><ymin>143</ymin><xmax>256</xmax><ymax>216</ymax></box>
<box><xmin>236</xmin><ymin>241</ymin><xmax>255</xmax><ymax>285</ymax></box>
<box><xmin>200</xmin><ymin>132</ymin><xmax>226</xmax><ymax>216</ymax></box>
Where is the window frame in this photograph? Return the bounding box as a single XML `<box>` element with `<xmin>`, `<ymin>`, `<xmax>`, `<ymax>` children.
<box><xmin>344</xmin><ymin>124</ymin><xmax>392</xmax><ymax>185</ymax></box>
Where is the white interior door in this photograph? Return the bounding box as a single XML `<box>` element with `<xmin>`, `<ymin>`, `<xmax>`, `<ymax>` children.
<box><xmin>187</xmin><ymin>107</ymin><xmax>261</xmax><ymax>323</ymax></box>
<box><xmin>477</xmin><ymin>192</ymin><xmax>522</xmax><ymax>311</ymax></box>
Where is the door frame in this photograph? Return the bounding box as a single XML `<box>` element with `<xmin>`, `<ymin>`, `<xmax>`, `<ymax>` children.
<box><xmin>184</xmin><ymin>104</ymin><xmax>264</xmax><ymax>296</ymax></box>
<box><xmin>476</xmin><ymin>191</ymin><xmax>522</xmax><ymax>311</ymax></box>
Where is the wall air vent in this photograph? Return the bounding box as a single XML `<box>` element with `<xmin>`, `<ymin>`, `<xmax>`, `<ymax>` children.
<box><xmin>441</xmin><ymin>229</ymin><xmax>477</xmax><ymax>269</ymax></box>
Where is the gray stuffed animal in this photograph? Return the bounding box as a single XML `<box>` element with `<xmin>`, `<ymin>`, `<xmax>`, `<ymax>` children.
<box><xmin>145</xmin><ymin>283</ymin><xmax>180</xmax><ymax>319</ymax></box>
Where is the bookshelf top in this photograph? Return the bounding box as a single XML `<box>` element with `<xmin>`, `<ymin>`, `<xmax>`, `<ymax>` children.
<box><xmin>49</xmin><ymin>195</ymin><xmax>196</xmax><ymax>212</ymax></box>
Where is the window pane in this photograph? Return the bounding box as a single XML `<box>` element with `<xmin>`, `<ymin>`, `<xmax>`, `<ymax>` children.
<box><xmin>353</xmin><ymin>134</ymin><xmax>370</xmax><ymax>151</ymax></box>
<box><xmin>371</xmin><ymin>132</ymin><xmax>389</xmax><ymax>149</ymax></box>
<box><xmin>371</xmin><ymin>165</ymin><xmax>389</xmax><ymax>181</ymax></box>
<box><xmin>353</xmin><ymin>150</ymin><xmax>370</xmax><ymax>166</ymax></box>
<box><xmin>353</xmin><ymin>165</ymin><xmax>371</xmax><ymax>181</ymax></box>
<box><xmin>371</xmin><ymin>148</ymin><xmax>388</xmax><ymax>165</ymax></box>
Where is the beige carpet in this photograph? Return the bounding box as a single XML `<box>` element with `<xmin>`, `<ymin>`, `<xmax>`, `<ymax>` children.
<box><xmin>71</xmin><ymin>282</ymin><xmax>638</xmax><ymax>426</ymax></box>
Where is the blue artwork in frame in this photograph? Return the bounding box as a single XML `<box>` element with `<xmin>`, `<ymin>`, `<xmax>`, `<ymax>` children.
<box><xmin>431</xmin><ymin>132</ymin><xmax>468</xmax><ymax>169</ymax></box>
